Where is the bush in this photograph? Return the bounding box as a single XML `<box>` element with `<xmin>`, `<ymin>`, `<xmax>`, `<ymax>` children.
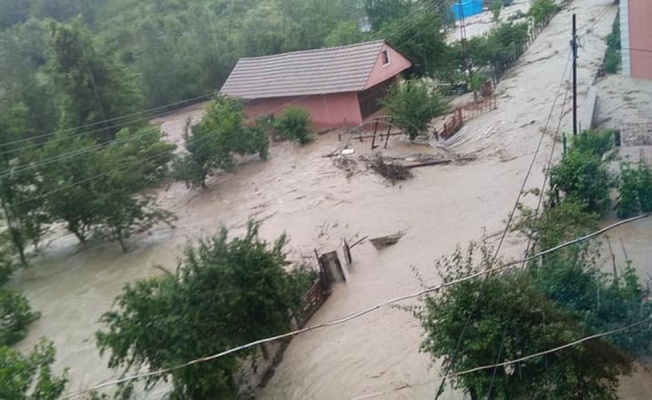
<box><xmin>491</xmin><ymin>0</ymin><xmax>502</xmax><ymax>22</ymax></box>
<box><xmin>550</xmin><ymin>130</ymin><xmax>615</xmax><ymax>215</ymax></box>
<box><xmin>571</xmin><ymin>129</ymin><xmax>614</xmax><ymax>157</ymax></box>
<box><xmin>603</xmin><ymin>11</ymin><xmax>621</xmax><ymax>74</ymax></box>
<box><xmin>550</xmin><ymin>149</ymin><xmax>611</xmax><ymax>214</ymax></box>
<box><xmin>275</xmin><ymin>107</ymin><xmax>312</xmax><ymax>144</ymax></box>
<box><xmin>0</xmin><ymin>289</ymin><xmax>40</xmax><ymax>346</ymax></box>
<box><xmin>617</xmin><ymin>157</ymin><xmax>652</xmax><ymax>218</ymax></box>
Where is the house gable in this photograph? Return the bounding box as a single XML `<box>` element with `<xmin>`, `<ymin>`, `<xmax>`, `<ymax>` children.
<box><xmin>362</xmin><ymin>43</ymin><xmax>412</xmax><ymax>90</ymax></box>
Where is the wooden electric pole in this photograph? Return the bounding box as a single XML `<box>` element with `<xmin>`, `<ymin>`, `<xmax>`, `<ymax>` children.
<box><xmin>572</xmin><ymin>14</ymin><xmax>578</xmax><ymax>135</ymax></box>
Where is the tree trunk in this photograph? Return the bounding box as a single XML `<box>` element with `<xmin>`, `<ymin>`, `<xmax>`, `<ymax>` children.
<box><xmin>71</xmin><ymin>227</ymin><xmax>87</xmax><ymax>243</ymax></box>
<box><xmin>260</xmin><ymin>343</ymin><xmax>270</xmax><ymax>360</ymax></box>
<box><xmin>10</xmin><ymin>228</ymin><xmax>27</xmax><ymax>266</ymax></box>
<box><xmin>117</xmin><ymin>230</ymin><xmax>128</xmax><ymax>253</ymax></box>
<box><xmin>1</xmin><ymin>200</ymin><xmax>27</xmax><ymax>265</ymax></box>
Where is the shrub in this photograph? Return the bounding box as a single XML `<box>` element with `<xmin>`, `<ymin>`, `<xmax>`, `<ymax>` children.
<box><xmin>571</xmin><ymin>129</ymin><xmax>614</xmax><ymax>158</ymax></box>
<box><xmin>529</xmin><ymin>0</ymin><xmax>558</xmax><ymax>25</ymax></box>
<box><xmin>617</xmin><ymin>157</ymin><xmax>652</xmax><ymax>218</ymax></box>
<box><xmin>550</xmin><ymin>149</ymin><xmax>611</xmax><ymax>214</ymax></box>
<box><xmin>603</xmin><ymin>11</ymin><xmax>621</xmax><ymax>74</ymax></box>
<box><xmin>275</xmin><ymin>107</ymin><xmax>312</xmax><ymax>144</ymax></box>
<box><xmin>491</xmin><ymin>0</ymin><xmax>502</xmax><ymax>22</ymax></box>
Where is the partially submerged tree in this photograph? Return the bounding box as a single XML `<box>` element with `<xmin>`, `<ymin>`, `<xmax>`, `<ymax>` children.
<box><xmin>382</xmin><ymin>79</ymin><xmax>449</xmax><ymax>140</ymax></box>
<box><xmin>174</xmin><ymin>97</ymin><xmax>268</xmax><ymax>189</ymax></box>
<box><xmin>0</xmin><ymin>104</ymin><xmax>50</xmax><ymax>263</ymax></box>
<box><xmin>0</xmin><ymin>236</ymin><xmax>39</xmax><ymax>347</ymax></box>
<box><xmin>0</xmin><ymin>340</ymin><xmax>68</xmax><ymax>400</ymax></box>
<box><xmin>96</xmin><ymin>221</ymin><xmax>311</xmax><ymax>398</ymax></box>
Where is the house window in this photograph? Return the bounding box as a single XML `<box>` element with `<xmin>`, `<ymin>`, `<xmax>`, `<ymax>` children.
<box><xmin>381</xmin><ymin>50</ymin><xmax>390</xmax><ymax>65</ymax></box>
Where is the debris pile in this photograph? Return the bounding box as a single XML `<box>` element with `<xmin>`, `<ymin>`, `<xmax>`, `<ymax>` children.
<box><xmin>367</xmin><ymin>154</ymin><xmax>413</xmax><ymax>184</ymax></box>
<box><xmin>332</xmin><ymin>156</ymin><xmax>358</xmax><ymax>178</ymax></box>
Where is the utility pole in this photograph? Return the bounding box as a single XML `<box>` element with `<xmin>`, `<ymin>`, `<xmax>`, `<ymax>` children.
<box><xmin>572</xmin><ymin>14</ymin><xmax>578</xmax><ymax>135</ymax></box>
<box><xmin>459</xmin><ymin>1</ymin><xmax>471</xmax><ymax>90</ymax></box>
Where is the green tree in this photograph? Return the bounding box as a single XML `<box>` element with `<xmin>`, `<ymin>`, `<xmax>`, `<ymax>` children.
<box><xmin>174</xmin><ymin>97</ymin><xmax>268</xmax><ymax>189</ymax></box>
<box><xmin>378</xmin><ymin>10</ymin><xmax>448</xmax><ymax>77</ymax></box>
<box><xmin>96</xmin><ymin>221</ymin><xmax>309</xmax><ymax>398</ymax></box>
<box><xmin>0</xmin><ymin>104</ymin><xmax>50</xmax><ymax>263</ymax></box>
<box><xmin>275</xmin><ymin>107</ymin><xmax>312</xmax><ymax>144</ymax></box>
<box><xmin>382</xmin><ymin>79</ymin><xmax>449</xmax><ymax>140</ymax></box>
<box><xmin>364</xmin><ymin>0</ymin><xmax>412</xmax><ymax>31</ymax></box>
<box><xmin>416</xmin><ymin>243</ymin><xmax>634</xmax><ymax>400</ymax></box>
<box><xmin>46</xmin><ymin>17</ymin><xmax>143</xmax><ymax>142</ymax></box>
<box><xmin>0</xmin><ymin>340</ymin><xmax>68</xmax><ymax>400</ymax></box>
<box><xmin>0</xmin><ymin>239</ymin><xmax>39</xmax><ymax>347</ymax></box>
<box><xmin>36</xmin><ymin>133</ymin><xmax>103</xmax><ymax>243</ymax></box>
<box><xmin>325</xmin><ymin>20</ymin><xmax>367</xmax><ymax>47</ymax></box>
<box><xmin>37</xmin><ymin>125</ymin><xmax>175</xmax><ymax>249</ymax></box>
<box><xmin>513</xmin><ymin>197</ymin><xmax>599</xmax><ymax>252</ymax></box>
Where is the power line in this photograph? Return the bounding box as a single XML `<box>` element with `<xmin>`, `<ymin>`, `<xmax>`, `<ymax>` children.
<box><xmin>434</xmin><ymin>46</ymin><xmax>574</xmax><ymax>399</ymax></box>
<box><xmin>1</xmin><ymin>0</ymin><xmax>450</xmax><ymax>154</ymax></box>
<box><xmin>0</xmin><ymin>91</ymin><xmax>218</xmax><ymax>150</ymax></box>
<box><xmin>8</xmin><ymin>95</ymin><xmax>309</xmax><ymax>208</ymax></box>
<box><xmin>0</xmin><ymin>0</ymin><xmax>457</xmax><ymax>173</ymax></box>
<box><xmin>487</xmin><ymin>56</ymin><xmax>573</xmax><ymax>393</ymax></box>
<box><xmin>349</xmin><ymin>315</ymin><xmax>652</xmax><ymax>400</ymax></box>
<box><xmin>59</xmin><ymin>213</ymin><xmax>650</xmax><ymax>399</ymax></box>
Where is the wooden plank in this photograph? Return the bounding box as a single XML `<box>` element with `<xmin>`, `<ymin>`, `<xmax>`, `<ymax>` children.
<box><xmin>579</xmin><ymin>85</ymin><xmax>598</xmax><ymax>132</ymax></box>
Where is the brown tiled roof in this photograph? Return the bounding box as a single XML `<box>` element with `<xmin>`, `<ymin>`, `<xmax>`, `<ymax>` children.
<box><xmin>220</xmin><ymin>40</ymin><xmax>387</xmax><ymax>99</ymax></box>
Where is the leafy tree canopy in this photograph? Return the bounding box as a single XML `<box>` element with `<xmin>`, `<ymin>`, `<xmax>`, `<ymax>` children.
<box><xmin>382</xmin><ymin>79</ymin><xmax>449</xmax><ymax>140</ymax></box>
<box><xmin>416</xmin><ymin>243</ymin><xmax>635</xmax><ymax>400</ymax></box>
<box><xmin>96</xmin><ymin>221</ymin><xmax>312</xmax><ymax>398</ymax></box>
<box><xmin>174</xmin><ymin>96</ymin><xmax>268</xmax><ymax>189</ymax></box>
<box><xmin>0</xmin><ymin>340</ymin><xmax>68</xmax><ymax>400</ymax></box>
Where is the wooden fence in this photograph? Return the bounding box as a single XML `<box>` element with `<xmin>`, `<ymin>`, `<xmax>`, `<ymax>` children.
<box><xmin>614</xmin><ymin>122</ymin><xmax>652</xmax><ymax>146</ymax></box>
<box><xmin>440</xmin><ymin>93</ymin><xmax>498</xmax><ymax>140</ymax></box>
<box><xmin>235</xmin><ymin>268</ymin><xmax>332</xmax><ymax>397</ymax></box>
<box><xmin>296</xmin><ymin>278</ymin><xmax>332</xmax><ymax>328</ymax></box>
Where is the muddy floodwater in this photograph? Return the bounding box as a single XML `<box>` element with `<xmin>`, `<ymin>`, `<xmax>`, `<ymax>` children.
<box><xmin>10</xmin><ymin>0</ymin><xmax>652</xmax><ymax>399</ymax></box>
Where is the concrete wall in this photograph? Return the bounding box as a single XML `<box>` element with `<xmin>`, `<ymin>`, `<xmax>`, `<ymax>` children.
<box><xmin>244</xmin><ymin>92</ymin><xmax>362</xmax><ymax>129</ymax></box>
<box><xmin>627</xmin><ymin>0</ymin><xmax>652</xmax><ymax>80</ymax></box>
<box><xmin>363</xmin><ymin>43</ymin><xmax>412</xmax><ymax>90</ymax></box>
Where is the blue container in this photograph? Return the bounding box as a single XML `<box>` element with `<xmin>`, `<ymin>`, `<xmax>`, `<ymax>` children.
<box><xmin>451</xmin><ymin>0</ymin><xmax>484</xmax><ymax>20</ymax></box>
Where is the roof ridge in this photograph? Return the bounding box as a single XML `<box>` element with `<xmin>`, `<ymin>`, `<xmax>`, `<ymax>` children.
<box><xmin>238</xmin><ymin>39</ymin><xmax>386</xmax><ymax>62</ymax></box>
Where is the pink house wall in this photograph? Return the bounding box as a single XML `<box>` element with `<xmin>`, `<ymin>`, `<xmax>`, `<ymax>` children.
<box><xmin>245</xmin><ymin>92</ymin><xmax>362</xmax><ymax>129</ymax></box>
<box><xmin>363</xmin><ymin>43</ymin><xmax>412</xmax><ymax>90</ymax></box>
<box><xmin>629</xmin><ymin>0</ymin><xmax>652</xmax><ymax>80</ymax></box>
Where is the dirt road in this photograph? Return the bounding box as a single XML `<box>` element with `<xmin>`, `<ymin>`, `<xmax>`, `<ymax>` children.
<box><xmin>11</xmin><ymin>0</ymin><xmax>650</xmax><ymax>399</ymax></box>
